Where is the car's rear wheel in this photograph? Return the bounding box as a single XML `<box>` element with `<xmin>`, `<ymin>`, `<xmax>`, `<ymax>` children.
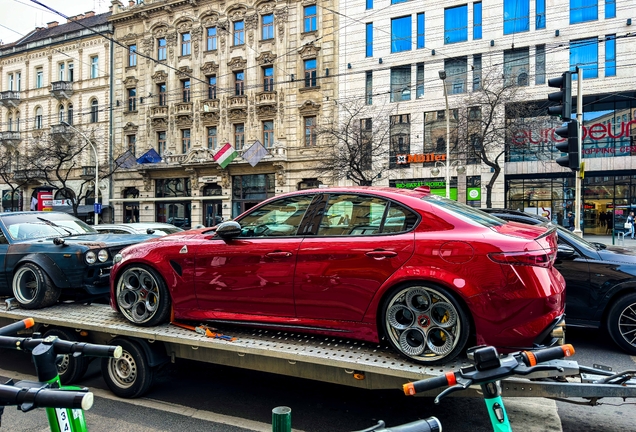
<box><xmin>12</xmin><ymin>263</ymin><xmax>61</xmax><ymax>309</ymax></box>
<box><xmin>115</xmin><ymin>265</ymin><xmax>171</xmax><ymax>326</ymax></box>
<box><xmin>101</xmin><ymin>338</ymin><xmax>154</xmax><ymax>398</ymax></box>
<box><xmin>606</xmin><ymin>293</ymin><xmax>636</xmax><ymax>354</ymax></box>
<box><xmin>380</xmin><ymin>283</ymin><xmax>470</xmax><ymax>364</ymax></box>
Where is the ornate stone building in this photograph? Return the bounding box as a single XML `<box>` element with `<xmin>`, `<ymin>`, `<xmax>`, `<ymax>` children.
<box><xmin>109</xmin><ymin>0</ymin><xmax>337</xmax><ymax>226</ymax></box>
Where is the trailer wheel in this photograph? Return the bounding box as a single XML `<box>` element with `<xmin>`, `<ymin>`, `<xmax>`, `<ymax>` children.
<box><xmin>380</xmin><ymin>283</ymin><xmax>470</xmax><ymax>364</ymax></box>
<box><xmin>101</xmin><ymin>338</ymin><xmax>154</xmax><ymax>398</ymax></box>
<box><xmin>606</xmin><ymin>293</ymin><xmax>636</xmax><ymax>355</ymax></box>
<box><xmin>115</xmin><ymin>265</ymin><xmax>171</xmax><ymax>326</ymax></box>
<box><xmin>43</xmin><ymin>328</ymin><xmax>89</xmax><ymax>385</ymax></box>
<box><xmin>12</xmin><ymin>263</ymin><xmax>61</xmax><ymax>309</ymax></box>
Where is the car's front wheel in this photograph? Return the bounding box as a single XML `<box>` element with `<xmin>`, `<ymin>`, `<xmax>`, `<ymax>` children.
<box><xmin>12</xmin><ymin>263</ymin><xmax>61</xmax><ymax>309</ymax></box>
<box><xmin>380</xmin><ymin>283</ymin><xmax>470</xmax><ymax>364</ymax></box>
<box><xmin>606</xmin><ymin>293</ymin><xmax>636</xmax><ymax>354</ymax></box>
<box><xmin>115</xmin><ymin>265</ymin><xmax>171</xmax><ymax>326</ymax></box>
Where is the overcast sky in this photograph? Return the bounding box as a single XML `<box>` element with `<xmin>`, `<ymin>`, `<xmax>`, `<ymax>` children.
<box><xmin>0</xmin><ymin>0</ymin><xmax>111</xmax><ymax>45</ymax></box>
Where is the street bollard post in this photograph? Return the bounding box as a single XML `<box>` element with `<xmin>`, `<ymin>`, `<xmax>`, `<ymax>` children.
<box><xmin>272</xmin><ymin>406</ymin><xmax>291</xmax><ymax>432</ymax></box>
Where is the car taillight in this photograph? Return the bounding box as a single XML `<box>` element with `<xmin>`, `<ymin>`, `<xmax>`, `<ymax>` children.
<box><xmin>488</xmin><ymin>249</ymin><xmax>555</xmax><ymax>268</ymax></box>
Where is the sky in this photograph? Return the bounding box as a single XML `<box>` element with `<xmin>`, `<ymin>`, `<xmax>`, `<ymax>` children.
<box><xmin>0</xmin><ymin>0</ymin><xmax>111</xmax><ymax>45</ymax></box>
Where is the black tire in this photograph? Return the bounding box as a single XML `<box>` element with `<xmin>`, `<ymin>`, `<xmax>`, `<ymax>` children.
<box><xmin>101</xmin><ymin>338</ymin><xmax>154</xmax><ymax>398</ymax></box>
<box><xmin>114</xmin><ymin>264</ymin><xmax>171</xmax><ymax>327</ymax></box>
<box><xmin>380</xmin><ymin>283</ymin><xmax>470</xmax><ymax>364</ymax></box>
<box><xmin>606</xmin><ymin>293</ymin><xmax>636</xmax><ymax>355</ymax></box>
<box><xmin>12</xmin><ymin>263</ymin><xmax>61</xmax><ymax>309</ymax></box>
<box><xmin>43</xmin><ymin>327</ymin><xmax>89</xmax><ymax>384</ymax></box>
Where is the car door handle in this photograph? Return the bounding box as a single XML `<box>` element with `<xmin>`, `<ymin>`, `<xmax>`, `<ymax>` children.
<box><xmin>365</xmin><ymin>250</ymin><xmax>398</xmax><ymax>259</ymax></box>
<box><xmin>266</xmin><ymin>251</ymin><xmax>293</xmax><ymax>258</ymax></box>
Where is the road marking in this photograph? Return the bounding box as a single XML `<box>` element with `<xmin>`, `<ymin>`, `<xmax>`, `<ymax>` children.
<box><xmin>0</xmin><ymin>367</ymin><xmax>305</xmax><ymax>432</ymax></box>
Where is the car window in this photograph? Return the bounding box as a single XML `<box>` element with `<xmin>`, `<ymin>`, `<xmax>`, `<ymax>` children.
<box><xmin>99</xmin><ymin>228</ymin><xmax>131</xmax><ymax>234</ymax></box>
<box><xmin>237</xmin><ymin>195</ymin><xmax>313</xmax><ymax>237</ymax></box>
<box><xmin>317</xmin><ymin>194</ymin><xmax>402</xmax><ymax>236</ymax></box>
<box><xmin>1</xmin><ymin>213</ymin><xmax>96</xmax><ymax>240</ymax></box>
<box><xmin>0</xmin><ymin>230</ymin><xmax>7</xmax><ymax>244</ymax></box>
<box><xmin>423</xmin><ymin>195</ymin><xmax>505</xmax><ymax>228</ymax></box>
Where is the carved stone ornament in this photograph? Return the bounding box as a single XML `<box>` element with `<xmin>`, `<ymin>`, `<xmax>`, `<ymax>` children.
<box><xmin>245</xmin><ymin>14</ymin><xmax>258</xmax><ymax>30</ymax></box>
<box><xmin>152</xmin><ymin>25</ymin><xmax>168</xmax><ymax>38</ymax></box>
<box><xmin>228</xmin><ymin>7</ymin><xmax>247</xmax><ymax>21</ymax></box>
<box><xmin>123</xmin><ymin>122</ymin><xmax>139</xmax><ymax>133</ymax></box>
<box><xmin>301</xmin><ymin>0</ymin><xmax>317</xmax><ymax>5</ymax></box>
<box><xmin>298</xmin><ymin>100</ymin><xmax>321</xmax><ymax>115</ymax></box>
<box><xmin>142</xmin><ymin>174</ymin><xmax>152</xmax><ymax>192</ymax></box>
<box><xmin>176</xmin><ymin>20</ymin><xmax>193</xmax><ymax>32</ymax></box>
<box><xmin>152</xmin><ymin>118</ymin><xmax>168</xmax><ymax>129</ymax></box>
<box><xmin>201</xmin><ymin>14</ymin><xmax>219</xmax><ymax>27</ymax></box>
<box><xmin>152</xmin><ymin>70</ymin><xmax>168</xmax><ymax>83</ymax></box>
<box><xmin>201</xmin><ymin>111</ymin><xmax>220</xmax><ymax>125</ymax></box>
<box><xmin>120</xmin><ymin>33</ymin><xmax>139</xmax><ymax>42</ymax></box>
<box><xmin>275</xmin><ymin>7</ymin><xmax>288</xmax><ymax>40</ymax></box>
<box><xmin>175</xmin><ymin>114</ymin><xmax>193</xmax><ymax>127</ymax></box>
<box><xmin>256</xmin><ymin>105</ymin><xmax>277</xmax><ymax>118</ymax></box>
<box><xmin>298</xmin><ymin>43</ymin><xmax>321</xmax><ymax>60</ymax></box>
<box><xmin>273</xmin><ymin>162</ymin><xmax>286</xmax><ymax>186</ymax></box>
<box><xmin>123</xmin><ymin>76</ymin><xmax>139</xmax><ymax>89</ymax></box>
<box><xmin>217</xmin><ymin>168</ymin><xmax>231</xmax><ymax>188</ymax></box>
<box><xmin>256</xmin><ymin>51</ymin><xmax>277</xmax><ymax>65</ymax></box>
<box><xmin>257</xmin><ymin>3</ymin><xmax>275</xmax><ymax>14</ymax></box>
<box><xmin>142</xmin><ymin>37</ymin><xmax>153</xmax><ymax>52</ymax></box>
<box><xmin>183</xmin><ymin>149</ymin><xmax>214</xmax><ymax>165</ymax></box>
<box><xmin>175</xmin><ymin>66</ymin><xmax>193</xmax><ymax>79</ymax></box>
<box><xmin>227</xmin><ymin>57</ymin><xmax>247</xmax><ymax>71</ymax></box>
<box><xmin>228</xmin><ymin>108</ymin><xmax>247</xmax><ymax>122</ymax></box>
<box><xmin>166</xmin><ymin>31</ymin><xmax>178</xmax><ymax>46</ymax></box>
<box><xmin>201</xmin><ymin>61</ymin><xmax>219</xmax><ymax>75</ymax></box>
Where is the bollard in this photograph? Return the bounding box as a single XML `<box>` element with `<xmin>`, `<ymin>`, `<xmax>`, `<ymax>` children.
<box><xmin>272</xmin><ymin>406</ymin><xmax>291</xmax><ymax>432</ymax></box>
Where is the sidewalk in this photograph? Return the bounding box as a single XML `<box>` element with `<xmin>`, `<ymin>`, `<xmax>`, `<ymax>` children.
<box><xmin>583</xmin><ymin>233</ymin><xmax>636</xmax><ymax>249</ymax></box>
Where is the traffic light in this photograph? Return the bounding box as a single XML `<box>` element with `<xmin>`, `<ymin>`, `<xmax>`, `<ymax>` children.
<box><xmin>555</xmin><ymin>119</ymin><xmax>579</xmax><ymax>170</ymax></box>
<box><xmin>547</xmin><ymin>72</ymin><xmax>572</xmax><ymax>120</ymax></box>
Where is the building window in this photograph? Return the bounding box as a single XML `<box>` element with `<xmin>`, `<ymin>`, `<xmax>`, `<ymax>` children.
<box><xmin>304</xmin><ymin>116</ymin><xmax>316</xmax><ymax>146</ymax></box>
<box><xmin>68</xmin><ymin>63</ymin><xmax>74</xmax><ymax>81</ymax></box>
<box><xmin>15</xmin><ymin>72</ymin><xmax>21</xmax><ymax>90</ymax></box>
<box><xmin>234</xmin><ymin>21</ymin><xmax>245</xmax><ymax>45</ymax></box>
<box><xmin>536</xmin><ymin>0</ymin><xmax>546</xmax><ymax>29</ymax></box>
<box><xmin>504</xmin><ymin>48</ymin><xmax>530</xmax><ymax>86</ymax></box>
<box><xmin>207</xmin><ymin>126</ymin><xmax>217</xmax><ymax>150</ymax></box>
<box><xmin>605</xmin><ymin>0</ymin><xmax>616</xmax><ymax>18</ymax></box>
<box><xmin>366</xmin><ymin>0</ymin><xmax>373</xmax><ymax>9</ymax></box>
<box><xmin>473</xmin><ymin>3</ymin><xmax>482</xmax><ymax>39</ymax></box>
<box><xmin>234</xmin><ymin>124</ymin><xmax>245</xmax><ymax>150</ymax></box>
<box><xmin>365</xmin><ymin>71</ymin><xmax>373</xmax><ymax>105</ymax></box>
<box><xmin>91</xmin><ymin>99</ymin><xmax>98</xmax><ymax>123</ymax></box>
<box><xmin>206</xmin><ymin>27</ymin><xmax>217</xmax><ymax>50</ymax></box>
<box><xmin>263</xmin><ymin>66</ymin><xmax>274</xmax><ymax>91</ymax></box>
<box><xmin>128</xmin><ymin>88</ymin><xmax>137</xmax><ymax>112</ymax></box>
<box><xmin>263</xmin><ymin>120</ymin><xmax>274</xmax><ymax>148</ymax></box>
<box><xmin>59</xmin><ymin>63</ymin><xmax>65</xmax><ymax>81</ymax></box>
<box><xmin>391</xmin><ymin>16</ymin><xmax>411</xmax><ymax>53</ymax></box>
<box><xmin>366</xmin><ymin>23</ymin><xmax>373</xmax><ymax>57</ymax></box>
<box><xmin>182</xmin><ymin>129</ymin><xmax>191</xmax><ymax>153</ymax></box>
<box><xmin>8</xmin><ymin>73</ymin><xmax>13</xmax><ymax>90</ymax></box>
<box><xmin>182</xmin><ymin>79</ymin><xmax>191</xmax><ymax>102</ymax></box>
<box><xmin>473</xmin><ymin>54</ymin><xmax>482</xmax><ymax>90</ymax></box>
<box><xmin>58</xmin><ymin>105</ymin><xmax>65</xmax><ymax>123</ymax></box>
<box><xmin>262</xmin><ymin>14</ymin><xmax>274</xmax><ymax>40</ymax></box>
<box><xmin>445</xmin><ymin>57</ymin><xmax>468</xmax><ymax>94</ymax></box>
<box><xmin>35</xmin><ymin>67</ymin><xmax>43</xmax><ymax>88</ymax></box>
<box><xmin>157</xmin><ymin>131</ymin><xmax>167</xmax><ymax>156</ymax></box>
<box><xmin>535</xmin><ymin>45</ymin><xmax>546</xmax><ymax>84</ymax></box>
<box><xmin>304</xmin><ymin>5</ymin><xmax>317</xmax><ymax>32</ymax></box>
<box><xmin>390</xmin><ymin>65</ymin><xmax>411</xmax><ymax>102</ymax></box>
<box><xmin>90</xmin><ymin>56</ymin><xmax>98</xmax><ymax>78</ymax></box>
<box><xmin>417</xmin><ymin>13</ymin><xmax>425</xmax><ymax>48</ymax></box>
<box><xmin>181</xmin><ymin>33</ymin><xmax>191</xmax><ymax>55</ymax></box>
<box><xmin>416</xmin><ymin>63</ymin><xmax>424</xmax><ymax>99</ymax></box>
<box><xmin>360</xmin><ymin>118</ymin><xmax>373</xmax><ymax>171</ymax></box>
<box><xmin>35</xmin><ymin>107</ymin><xmax>43</xmax><ymax>129</ymax></box>
<box><xmin>390</xmin><ymin>114</ymin><xmax>411</xmax><ymax>169</ymax></box>
<box><xmin>158</xmin><ymin>83</ymin><xmax>167</xmax><ymax>105</ymax></box>
<box><xmin>235</xmin><ymin>71</ymin><xmax>245</xmax><ymax>96</ymax></box>
<box><xmin>207</xmin><ymin>76</ymin><xmax>217</xmax><ymax>99</ymax></box>
<box><xmin>127</xmin><ymin>135</ymin><xmax>137</xmax><ymax>156</ymax></box>
<box><xmin>444</xmin><ymin>5</ymin><xmax>468</xmax><ymax>43</ymax></box>
<box><xmin>504</xmin><ymin>0</ymin><xmax>529</xmax><ymax>34</ymax></box>
<box><xmin>67</xmin><ymin>104</ymin><xmax>73</xmax><ymax>125</ymax></box>
<box><xmin>570</xmin><ymin>37</ymin><xmax>598</xmax><ymax>79</ymax></box>
<box><xmin>605</xmin><ymin>35</ymin><xmax>616</xmax><ymax>77</ymax></box>
<box><xmin>304</xmin><ymin>59</ymin><xmax>317</xmax><ymax>87</ymax></box>
<box><xmin>14</xmin><ymin>112</ymin><xmax>20</xmax><ymax>131</ymax></box>
<box><xmin>157</xmin><ymin>37</ymin><xmax>167</xmax><ymax>60</ymax></box>
<box><xmin>571</xmin><ymin>0</ymin><xmax>597</xmax><ymax>24</ymax></box>
<box><xmin>128</xmin><ymin>44</ymin><xmax>137</xmax><ymax>67</ymax></box>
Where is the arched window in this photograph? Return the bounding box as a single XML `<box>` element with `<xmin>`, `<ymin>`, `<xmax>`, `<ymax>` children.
<box><xmin>67</xmin><ymin>104</ymin><xmax>73</xmax><ymax>125</ymax></box>
<box><xmin>54</xmin><ymin>188</ymin><xmax>75</xmax><ymax>205</ymax></box>
<box><xmin>59</xmin><ymin>104</ymin><xmax>65</xmax><ymax>123</ymax></box>
<box><xmin>15</xmin><ymin>111</ymin><xmax>20</xmax><ymax>131</ymax></box>
<box><xmin>35</xmin><ymin>107</ymin><xmax>43</xmax><ymax>129</ymax></box>
<box><xmin>90</xmin><ymin>99</ymin><xmax>98</xmax><ymax>123</ymax></box>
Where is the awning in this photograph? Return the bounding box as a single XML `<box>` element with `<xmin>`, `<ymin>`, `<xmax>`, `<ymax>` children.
<box><xmin>52</xmin><ymin>205</ymin><xmax>112</xmax><ymax>217</ymax></box>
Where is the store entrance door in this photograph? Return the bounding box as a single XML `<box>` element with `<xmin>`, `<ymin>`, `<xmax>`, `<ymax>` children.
<box><xmin>203</xmin><ymin>200</ymin><xmax>223</xmax><ymax>227</ymax></box>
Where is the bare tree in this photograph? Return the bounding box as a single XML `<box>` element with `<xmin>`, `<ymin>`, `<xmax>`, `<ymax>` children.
<box><xmin>314</xmin><ymin>99</ymin><xmax>396</xmax><ymax>186</ymax></box>
<box><xmin>0</xmin><ymin>145</ymin><xmax>34</xmax><ymax>211</ymax></box>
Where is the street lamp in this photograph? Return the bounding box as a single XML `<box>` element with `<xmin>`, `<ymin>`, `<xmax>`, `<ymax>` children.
<box><xmin>61</xmin><ymin>121</ymin><xmax>99</xmax><ymax>225</ymax></box>
<box><xmin>438</xmin><ymin>70</ymin><xmax>451</xmax><ymax>199</ymax></box>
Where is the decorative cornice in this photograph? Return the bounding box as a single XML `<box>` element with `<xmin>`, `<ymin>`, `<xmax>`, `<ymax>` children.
<box><xmin>256</xmin><ymin>51</ymin><xmax>277</xmax><ymax>65</ymax></box>
<box><xmin>227</xmin><ymin>57</ymin><xmax>247</xmax><ymax>71</ymax></box>
<box><xmin>175</xmin><ymin>65</ymin><xmax>193</xmax><ymax>79</ymax></box>
<box><xmin>201</xmin><ymin>61</ymin><xmax>219</xmax><ymax>75</ymax></box>
<box><xmin>123</xmin><ymin>76</ymin><xmax>138</xmax><ymax>88</ymax></box>
<box><xmin>123</xmin><ymin>122</ymin><xmax>138</xmax><ymax>132</ymax></box>
<box><xmin>298</xmin><ymin>100</ymin><xmax>321</xmax><ymax>115</ymax></box>
<box><xmin>152</xmin><ymin>70</ymin><xmax>168</xmax><ymax>83</ymax></box>
<box><xmin>298</xmin><ymin>43</ymin><xmax>320</xmax><ymax>59</ymax></box>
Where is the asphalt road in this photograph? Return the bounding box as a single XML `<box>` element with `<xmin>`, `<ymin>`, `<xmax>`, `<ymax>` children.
<box><xmin>1</xmin><ymin>327</ymin><xmax>635</xmax><ymax>432</ymax></box>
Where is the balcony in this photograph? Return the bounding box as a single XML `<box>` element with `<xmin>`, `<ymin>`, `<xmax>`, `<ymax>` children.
<box><xmin>149</xmin><ymin>105</ymin><xmax>168</xmax><ymax>118</ymax></box>
<box><xmin>0</xmin><ymin>131</ymin><xmax>22</xmax><ymax>147</ymax></box>
<box><xmin>0</xmin><ymin>91</ymin><xmax>20</xmax><ymax>108</ymax></box>
<box><xmin>255</xmin><ymin>91</ymin><xmax>276</xmax><ymax>106</ymax></box>
<box><xmin>81</xmin><ymin>166</ymin><xmax>96</xmax><ymax>178</ymax></box>
<box><xmin>50</xmin><ymin>123</ymin><xmax>73</xmax><ymax>143</ymax></box>
<box><xmin>50</xmin><ymin>81</ymin><xmax>74</xmax><ymax>99</ymax></box>
<box><xmin>14</xmin><ymin>169</ymin><xmax>46</xmax><ymax>181</ymax></box>
<box><xmin>228</xmin><ymin>95</ymin><xmax>247</xmax><ymax>109</ymax></box>
<box><xmin>174</xmin><ymin>102</ymin><xmax>193</xmax><ymax>115</ymax></box>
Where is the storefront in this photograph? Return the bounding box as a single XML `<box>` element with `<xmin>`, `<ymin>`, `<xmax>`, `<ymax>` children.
<box><xmin>155</xmin><ymin>178</ymin><xmax>192</xmax><ymax>229</ymax></box>
<box><xmin>2</xmin><ymin>190</ymin><xmax>22</xmax><ymax>212</ymax></box>
<box><xmin>231</xmin><ymin>174</ymin><xmax>275</xmax><ymax>218</ymax></box>
<box><xmin>202</xmin><ymin>184</ymin><xmax>223</xmax><ymax>227</ymax></box>
<box><xmin>389</xmin><ymin>176</ymin><xmax>482</xmax><ymax>206</ymax></box>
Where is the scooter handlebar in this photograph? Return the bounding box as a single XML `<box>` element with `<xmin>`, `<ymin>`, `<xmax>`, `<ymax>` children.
<box><xmin>0</xmin><ymin>384</ymin><xmax>94</xmax><ymax>411</ymax></box>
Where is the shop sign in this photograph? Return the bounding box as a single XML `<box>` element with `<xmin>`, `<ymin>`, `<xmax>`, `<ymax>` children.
<box><xmin>53</xmin><ymin>199</ymin><xmax>72</xmax><ymax>206</ymax></box>
<box><xmin>37</xmin><ymin>192</ymin><xmax>53</xmax><ymax>211</ymax></box>
<box><xmin>394</xmin><ymin>180</ymin><xmax>446</xmax><ymax>189</ymax></box>
<box><xmin>511</xmin><ymin>119</ymin><xmax>636</xmax><ymax>146</ymax></box>
<box><xmin>199</xmin><ymin>176</ymin><xmax>218</xmax><ymax>184</ymax></box>
<box><xmin>467</xmin><ymin>187</ymin><xmax>481</xmax><ymax>201</ymax></box>
<box><xmin>396</xmin><ymin>153</ymin><xmax>447</xmax><ymax>164</ymax></box>
<box><xmin>584</xmin><ymin>203</ymin><xmax>596</xmax><ymax>209</ymax></box>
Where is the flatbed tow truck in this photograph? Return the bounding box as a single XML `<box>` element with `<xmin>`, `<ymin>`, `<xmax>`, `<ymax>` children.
<box><xmin>1</xmin><ymin>299</ymin><xmax>635</xmax><ymax>403</ymax></box>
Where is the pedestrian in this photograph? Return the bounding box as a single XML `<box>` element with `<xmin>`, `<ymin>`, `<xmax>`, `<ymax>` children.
<box><xmin>567</xmin><ymin>211</ymin><xmax>574</xmax><ymax>231</ymax></box>
<box><xmin>627</xmin><ymin>211</ymin><xmax>635</xmax><ymax>240</ymax></box>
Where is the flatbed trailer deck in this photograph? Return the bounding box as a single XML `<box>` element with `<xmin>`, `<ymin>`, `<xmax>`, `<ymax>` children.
<box><xmin>1</xmin><ymin>301</ymin><xmax>635</xmax><ymax>401</ymax></box>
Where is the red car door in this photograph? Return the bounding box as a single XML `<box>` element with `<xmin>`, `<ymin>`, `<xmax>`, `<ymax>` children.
<box><xmin>294</xmin><ymin>193</ymin><xmax>416</xmax><ymax>321</ymax></box>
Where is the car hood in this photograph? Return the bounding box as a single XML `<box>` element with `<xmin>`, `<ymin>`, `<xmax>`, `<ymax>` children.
<box><xmin>596</xmin><ymin>245</ymin><xmax>636</xmax><ymax>263</ymax></box>
<box><xmin>20</xmin><ymin>233</ymin><xmax>154</xmax><ymax>248</ymax></box>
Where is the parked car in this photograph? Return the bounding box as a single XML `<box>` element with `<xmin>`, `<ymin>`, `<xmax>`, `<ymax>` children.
<box><xmin>94</xmin><ymin>223</ymin><xmax>183</xmax><ymax>236</ymax></box>
<box><xmin>0</xmin><ymin>211</ymin><xmax>155</xmax><ymax>309</ymax></box>
<box><xmin>110</xmin><ymin>187</ymin><xmax>565</xmax><ymax>364</ymax></box>
<box><xmin>482</xmin><ymin>208</ymin><xmax>636</xmax><ymax>354</ymax></box>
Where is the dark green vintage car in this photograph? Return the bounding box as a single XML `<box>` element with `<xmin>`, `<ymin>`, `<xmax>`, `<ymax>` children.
<box><xmin>0</xmin><ymin>211</ymin><xmax>154</xmax><ymax>309</ymax></box>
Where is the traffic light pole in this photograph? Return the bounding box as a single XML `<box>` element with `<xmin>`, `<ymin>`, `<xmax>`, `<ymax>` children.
<box><xmin>573</xmin><ymin>67</ymin><xmax>583</xmax><ymax>238</ymax></box>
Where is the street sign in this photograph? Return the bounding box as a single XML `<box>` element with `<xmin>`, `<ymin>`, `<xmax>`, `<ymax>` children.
<box><xmin>94</xmin><ymin>203</ymin><xmax>102</xmax><ymax>214</ymax></box>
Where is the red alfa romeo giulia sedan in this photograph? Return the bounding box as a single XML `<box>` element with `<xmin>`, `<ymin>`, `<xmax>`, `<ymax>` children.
<box><xmin>110</xmin><ymin>187</ymin><xmax>565</xmax><ymax>364</ymax></box>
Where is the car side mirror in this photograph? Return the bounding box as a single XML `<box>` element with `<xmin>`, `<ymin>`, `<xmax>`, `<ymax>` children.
<box><xmin>557</xmin><ymin>243</ymin><xmax>576</xmax><ymax>259</ymax></box>
<box><xmin>146</xmin><ymin>228</ymin><xmax>156</xmax><ymax>235</ymax></box>
<box><xmin>216</xmin><ymin>221</ymin><xmax>242</xmax><ymax>239</ymax></box>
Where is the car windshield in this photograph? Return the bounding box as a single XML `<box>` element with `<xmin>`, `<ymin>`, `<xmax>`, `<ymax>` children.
<box><xmin>1</xmin><ymin>213</ymin><xmax>97</xmax><ymax>241</ymax></box>
<box><xmin>554</xmin><ymin>224</ymin><xmax>600</xmax><ymax>253</ymax></box>
<box><xmin>422</xmin><ymin>195</ymin><xmax>505</xmax><ymax>228</ymax></box>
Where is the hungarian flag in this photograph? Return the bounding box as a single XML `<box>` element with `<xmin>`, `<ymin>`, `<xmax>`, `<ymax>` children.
<box><xmin>213</xmin><ymin>143</ymin><xmax>238</xmax><ymax>169</ymax></box>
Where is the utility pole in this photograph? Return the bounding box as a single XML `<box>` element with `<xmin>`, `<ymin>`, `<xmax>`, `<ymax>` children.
<box><xmin>573</xmin><ymin>66</ymin><xmax>583</xmax><ymax>238</ymax></box>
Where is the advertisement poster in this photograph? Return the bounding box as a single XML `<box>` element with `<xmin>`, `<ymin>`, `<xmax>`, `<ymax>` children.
<box><xmin>37</xmin><ymin>192</ymin><xmax>53</xmax><ymax>211</ymax></box>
